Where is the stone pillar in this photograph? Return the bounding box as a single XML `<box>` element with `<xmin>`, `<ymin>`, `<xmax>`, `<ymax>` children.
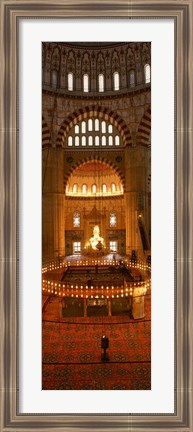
<box><xmin>124</xmin><ymin>146</ymin><xmax>149</xmax><ymax>257</ymax></box>
<box><xmin>107</xmin><ymin>299</ymin><xmax>112</xmax><ymax>316</ymax></box>
<box><xmin>59</xmin><ymin>301</ymin><xmax>63</xmax><ymax>318</ymax></box>
<box><xmin>53</xmin><ymin>193</ymin><xmax>65</xmax><ymax>258</ymax></box>
<box><xmin>132</xmin><ymin>294</ymin><xmax>145</xmax><ymax>319</ymax></box>
<box><xmin>42</xmin><ymin>147</ymin><xmax>55</xmax><ymax>260</ymax></box>
<box><xmin>124</xmin><ymin>192</ymin><xmax>139</xmax><ymax>256</ymax></box>
<box><xmin>83</xmin><ymin>299</ymin><xmax>87</xmax><ymax>317</ymax></box>
<box><xmin>42</xmin><ymin>148</ymin><xmax>65</xmax><ymax>260</ymax></box>
<box><xmin>42</xmin><ymin>193</ymin><xmax>54</xmax><ymax>259</ymax></box>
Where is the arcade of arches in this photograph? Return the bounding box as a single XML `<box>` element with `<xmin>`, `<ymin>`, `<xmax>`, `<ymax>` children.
<box><xmin>42</xmin><ymin>42</ymin><xmax>151</xmax><ymax>390</ymax></box>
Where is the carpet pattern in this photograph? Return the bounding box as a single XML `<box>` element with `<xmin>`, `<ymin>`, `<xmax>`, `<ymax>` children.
<box><xmin>43</xmin><ymin>363</ymin><xmax>151</xmax><ymax>390</ymax></box>
<box><xmin>42</xmin><ymin>296</ymin><xmax>151</xmax><ymax>390</ymax></box>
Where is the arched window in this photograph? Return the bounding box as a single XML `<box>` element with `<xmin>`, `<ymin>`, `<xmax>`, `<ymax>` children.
<box><xmin>88</xmin><ymin>119</ymin><xmax>93</xmax><ymax>131</ymax></box>
<box><xmin>73</xmin><ymin>183</ymin><xmax>78</xmax><ymax>193</ymax></box>
<box><xmin>92</xmin><ymin>184</ymin><xmax>97</xmax><ymax>194</ymax></box>
<box><xmin>102</xmin><ymin>136</ymin><xmax>106</xmax><ymax>146</ymax></box>
<box><xmin>68</xmin><ymin>72</ymin><xmax>73</xmax><ymax>91</ymax></box>
<box><xmin>82</xmin><ymin>136</ymin><xmax>86</xmax><ymax>146</ymax></box>
<box><xmin>110</xmin><ymin>211</ymin><xmax>117</xmax><ymax>227</ymax></box>
<box><xmin>119</xmin><ymin>183</ymin><xmax>123</xmax><ymax>192</ymax></box>
<box><xmin>75</xmin><ymin>136</ymin><xmax>79</xmax><ymax>146</ymax></box>
<box><xmin>115</xmin><ymin>135</ymin><xmax>120</xmax><ymax>146</ymax></box>
<box><xmin>82</xmin><ymin>121</ymin><xmax>86</xmax><ymax>133</ymax></box>
<box><xmin>111</xmin><ymin>183</ymin><xmax>116</xmax><ymax>193</ymax></box>
<box><xmin>67</xmin><ymin>119</ymin><xmax>121</xmax><ymax>148</ymax></box>
<box><xmin>95</xmin><ymin>136</ymin><xmax>99</xmax><ymax>146</ymax></box>
<box><xmin>102</xmin><ymin>184</ymin><xmax>107</xmax><ymax>193</ymax></box>
<box><xmin>68</xmin><ymin>136</ymin><xmax>73</xmax><ymax>146</ymax></box>
<box><xmin>51</xmin><ymin>70</ymin><xmax>58</xmax><ymax>88</ymax></box>
<box><xmin>99</xmin><ymin>74</ymin><xmax>104</xmax><ymax>92</ymax></box>
<box><xmin>109</xmin><ymin>136</ymin><xmax>113</xmax><ymax>146</ymax></box>
<box><xmin>113</xmin><ymin>72</ymin><xmax>119</xmax><ymax>91</ymax></box>
<box><xmin>130</xmin><ymin>70</ymin><xmax>135</xmax><ymax>87</ymax></box>
<box><xmin>65</xmin><ymin>184</ymin><xmax>69</xmax><ymax>193</ymax></box>
<box><xmin>82</xmin><ymin>184</ymin><xmax>87</xmax><ymax>194</ymax></box>
<box><xmin>88</xmin><ymin>136</ymin><xmax>93</xmax><ymax>146</ymax></box>
<box><xmin>83</xmin><ymin>74</ymin><xmax>89</xmax><ymax>92</ymax></box>
<box><xmin>73</xmin><ymin>211</ymin><xmax>80</xmax><ymax>228</ymax></box>
<box><xmin>95</xmin><ymin>119</ymin><xmax>99</xmax><ymax>131</ymax></box>
<box><xmin>102</xmin><ymin>121</ymin><xmax>106</xmax><ymax>133</ymax></box>
<box><xmin>144</xmin><ymin>64</ymin><xmax>151</xmax><ymax>83</ymax></box>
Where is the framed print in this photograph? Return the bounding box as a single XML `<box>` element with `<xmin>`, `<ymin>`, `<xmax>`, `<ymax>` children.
<box><xmin>0</xmin><ymin>1</ymin><xmax>193</xmax><ymax>431</ymax></box>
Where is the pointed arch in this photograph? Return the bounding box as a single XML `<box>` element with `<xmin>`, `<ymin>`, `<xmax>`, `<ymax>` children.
<box><xmin>56</xmin><ymin>106</ymin><xmax>132</xmax><ymax>148</ymax></box>
<box><xmin>136</xmin><ymin>106</ymin><xmax>151</xmax><ymax>148</ymax></box>
<box><xmin>63</xmin><ymin>156</ymin><xmax>126</xmax><ymax>192</ymax></box>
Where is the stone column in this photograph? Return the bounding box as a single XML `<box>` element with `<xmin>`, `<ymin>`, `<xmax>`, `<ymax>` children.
<box><xmin>124</xmin><ymin>146</ymin><xmax>149</xmax><ymax>257</ymax></box>
<box><xmin>59</xmin><ymin>301</ymin><xmax>63</xmax><ymax>318</ymax></box>
<box><xmin>124</xmin><ymin>192</ymin><xmax>139</xmax><ymax>256</ymax></box>
<box><xmin>42</xmin><ymin>148</ymin><xmax>65</xmax><ymax>260</ymax></box>
<box><xmin>107</xmin><ymin>299</ymin><xmax>112</xmax><ymax>316</ymax></box>
<box><xmin>53</xmin><ymin>193</ymin><xmax>65</xmax><ymax>258</ymax></box>
<box><xmin>132</xmin><ymin>295</ymin><xmax>145</xmax><ymax>319</ymax></box>
<box><xmin>83</xmin><ymin>299</ymin><xmax>87</xmax><ymax>317</ymax></box>
<box><xmin>42</xmin><ymin>149</ymin><xmax>54</xmax><ymax>260</ymax></box>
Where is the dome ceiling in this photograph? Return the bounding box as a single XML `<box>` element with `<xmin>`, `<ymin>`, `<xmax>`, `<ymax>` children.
<box><xmin>73</xmin><ymin>161</ymin><xmax>115</xmax><ymax>175</ymax></box>
<box><xmin>42</xmin><ymin>41</ymin><xmax>151</xmax><ymax>100</ymax></box>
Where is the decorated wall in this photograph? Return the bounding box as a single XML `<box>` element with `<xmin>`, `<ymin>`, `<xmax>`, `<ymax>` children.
<box><xmin>42</xmin><ymin>42</ymin><xmax>151</xmax><ymax>261</ymax></box>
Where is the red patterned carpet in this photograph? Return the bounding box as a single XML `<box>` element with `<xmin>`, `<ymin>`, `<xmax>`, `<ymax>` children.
<box><xmin>42</xmin><ymin>295</ymin><xmax>151</xmax><ymax>390</ymax></box>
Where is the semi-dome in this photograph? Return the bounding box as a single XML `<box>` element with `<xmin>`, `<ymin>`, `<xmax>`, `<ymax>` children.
<box><xmin>66</xmin><ymin>161</ymin><xmax>124</xmax><ymax>197</ymax></box>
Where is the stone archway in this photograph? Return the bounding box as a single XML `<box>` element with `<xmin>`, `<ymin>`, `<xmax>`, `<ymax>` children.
<box><xmin>63</xmin><ymin>155</ymin><xmax>125</xmax><ymax>192</ymax></box>
<box><xmin>136</xmin><ymin>106</ymin><xmax>151</xmax><ymax>148</ymax></box>
<box><xmin>64</xmin><ymin>159</ymin><xmax>126</xmax><ymax>257</ymax></box>
<box><xmin>56</xmin><ymin>105</ymin><xmax>132</xmax><ymax>148</ymax></box>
